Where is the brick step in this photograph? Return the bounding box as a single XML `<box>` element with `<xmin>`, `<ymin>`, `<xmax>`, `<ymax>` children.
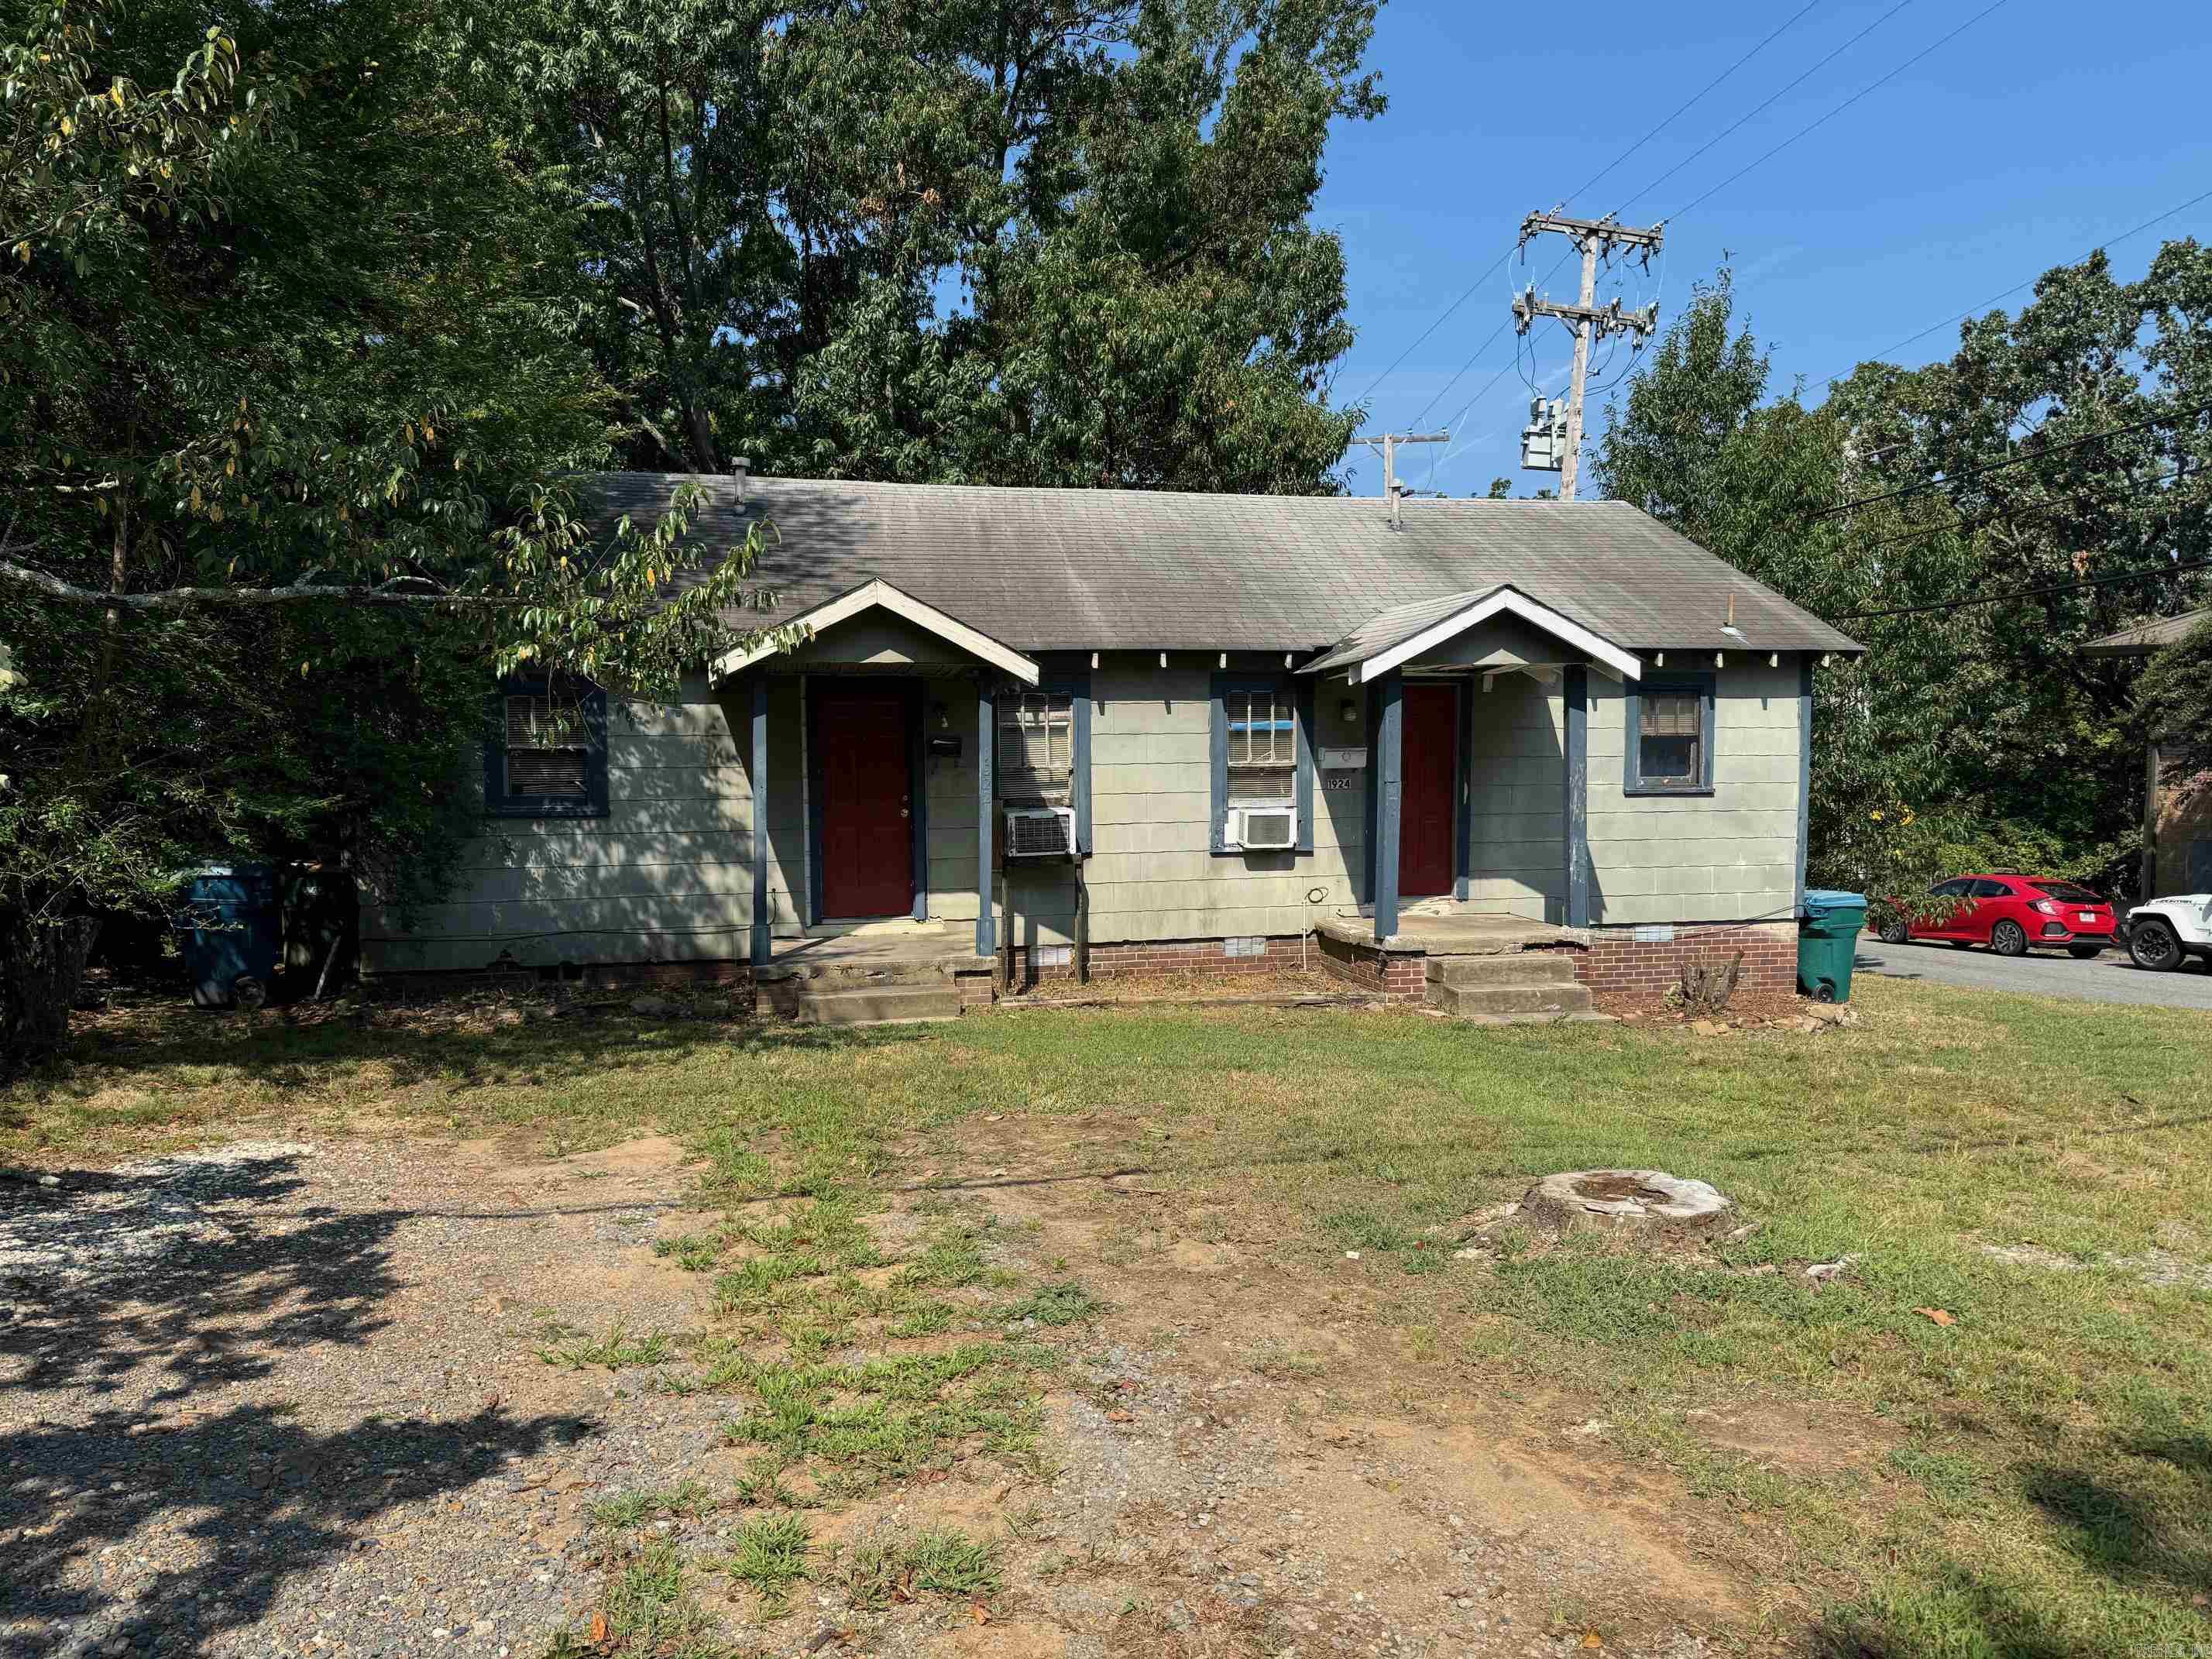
<box><xmin>758</xmin><ymin>984</ymin><xmax>963</xmax><ymax>1026</ymax></box>
<box><xmin>1426</xmin><ymin>979</ymin><xmax>1596</xmax><ymax>1018</ymax></box>
<box><xmin>1427</xmin><ymin>951</ymin><xmax>1582</xmax><ymax>988</ymax></box>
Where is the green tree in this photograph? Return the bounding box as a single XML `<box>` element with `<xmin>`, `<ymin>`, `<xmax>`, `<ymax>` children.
<box><xmin>0</xmin><ymin>0</ymin><xmax>779</xmax><ymax>1073</ymax></box>
<box><xmin>2131</xmin><ymin>615</ymin><xmax>2212</xmax><ymax>820</ymax></box>
<box><xmin>1594</xmin><ymin>254</ymin><xmax>2212</xmax><ymax>905</ymax></box>
<box><xmin>469</xmin><ymin>0</ymin><xmax>1383</xmax><ymax>489</ymax></box>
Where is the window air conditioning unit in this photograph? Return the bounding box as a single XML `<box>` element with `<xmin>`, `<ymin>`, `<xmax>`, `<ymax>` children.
<box><xmin>1228</xmin><ymin>806</ymin><xmax>1297</xmax><ymax>850</ymax></box>
<box><xmin>1005</xmin><ymin>806</ymin><xmax>1077</xmax><ymax>859</ymax></box>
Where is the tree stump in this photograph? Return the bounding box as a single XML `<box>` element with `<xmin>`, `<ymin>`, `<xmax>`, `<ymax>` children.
<box><xmin>1518</xmin><ymin>1169</ymin><xmax>1734</xmax><ymax>1238</ymax></box>
<box><xmin>1678</xmin><ymin>949</ymin><xmax>1743</xmax><ymax>1015</ymax></box>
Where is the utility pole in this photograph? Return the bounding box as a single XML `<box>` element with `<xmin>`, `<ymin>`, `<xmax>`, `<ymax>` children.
<box><xmin>1510</xmin><ymin>211</ymin><xmax>1664</xmax><ymax>500</ymax></box>
<box><xmin>1351</xmin><ymin>431</ymin><xmax>1448</xmax><ymax>529</ymax></box>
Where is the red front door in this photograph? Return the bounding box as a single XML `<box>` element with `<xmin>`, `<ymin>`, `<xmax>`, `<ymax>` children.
<box><xmin>815</xmin><ymin>685</ymin><xmax>915</xmax><ymax>918</ymax></box>
<box><xmin>1400</xmin><ymin>682</ymin><xmax>1459</xmax><ymax>899</ymax></box>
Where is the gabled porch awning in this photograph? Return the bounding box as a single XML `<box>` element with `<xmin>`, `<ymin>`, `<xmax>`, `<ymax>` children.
<box><xmin>1300</xmin><ymin>584</ymin><xmax>1643</xmax><ymax>685</ymax></box>
<box><xmin>711</xmin><ymin>578</ymin><xmax>1041</xmax><ymax>685</ymax></box>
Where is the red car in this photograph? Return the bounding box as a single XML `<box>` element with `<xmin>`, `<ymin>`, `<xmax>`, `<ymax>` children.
<box><xmin>1877</xmin><ymin>873</ymin><xmax>2118</xmax><ymax>959</ymax></box>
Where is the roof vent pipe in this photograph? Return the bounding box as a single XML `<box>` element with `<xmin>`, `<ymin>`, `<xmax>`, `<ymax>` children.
<box><xmin>731</xmin><ymin>456</ymin><xmax>750</xmax><ymax>503</ymax></box>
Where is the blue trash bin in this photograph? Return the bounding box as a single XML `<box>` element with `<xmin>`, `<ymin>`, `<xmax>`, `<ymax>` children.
<box><xmin>180</xmin><ymin>863</ymin><xmax>283</xmax><ymax>1008</ymax></box>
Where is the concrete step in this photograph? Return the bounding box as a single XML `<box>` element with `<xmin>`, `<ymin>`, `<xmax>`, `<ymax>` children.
<box><xmin>1455</xmin><ymin>1009</ymin><xmax>1619</xmax><ymax>1027</ymax></box>
<box><xmin>759</xmin><ymin>984</ymin><xmax>963</xmax><ymax>1025</ymax></box>
<box><xmin>1427</xmin><ymin>950</ymin><xmax>1582</xmax><ymax>988</ymax></box>
<box><xmin>756</xmin><ymin>959</ymin><xmax>954</xmax><ymax>990</ymax></box>
<box><xmin>1426</xmin><ymin>978</ymin><xmax>1595</xmax><ymax>1018</ymax></box>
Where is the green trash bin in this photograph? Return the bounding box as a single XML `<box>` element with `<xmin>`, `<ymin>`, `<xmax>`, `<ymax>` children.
<box><xmin>1798</xmin><ymin>890</ymin><xmax>1868</xmax><ymax>1003</ymax></box>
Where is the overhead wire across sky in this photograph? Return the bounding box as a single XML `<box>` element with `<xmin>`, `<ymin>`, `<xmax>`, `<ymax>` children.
<box><xmin>1357</xmin><ymin>0</ymin><xmax>2049</xmax><ymax>494</ymax></box>
<box><xmin>1360</xmin><ymin>0</ymin><xmax>1832</xmax><ymax>424</ymax></box>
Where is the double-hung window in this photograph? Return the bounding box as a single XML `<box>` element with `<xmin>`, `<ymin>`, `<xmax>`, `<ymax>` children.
<box><xmin>1224</xmin><ymin>687</ymin><xmax>1297</xmax><ymax>806</ymax></box>
<box><xmin>993</xmin><ymin>675</ymin><xmax>1090</xmax><ymax>854</ymax></box>
<box><xmin>998</xmin><ymin>691</ymin><xmax>1074</xmax><ymax>806</ymax></box>
<box><xmin>486</xmin><ymin>681</ymin><xmax>608</xmax><ymax>818</ymax></box>
<box><xmin>1624</xmin><ymin>673</ymin><xmax>1715</xmax><ymax>795</ymax></box>
<box><xmin>1211</xmin><ymin>675</ymin><xmax>1314</xmax><ymax>854</ymax></box>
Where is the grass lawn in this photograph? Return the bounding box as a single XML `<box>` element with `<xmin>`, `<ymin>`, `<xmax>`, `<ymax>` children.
<box><xmin>9</xmin><ymin>976</ymin><xmax>2212</xmax><ymax>1656</ymax></box>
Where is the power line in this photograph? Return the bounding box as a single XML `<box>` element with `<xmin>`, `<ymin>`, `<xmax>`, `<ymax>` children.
<box><xmin>1355</xmin><ymin>1</ymin><xmax>1826</xmax><ymax>415</ymax></box>
<box><xmin>1348</xmin><ymin>247</ymin><xmax>1516</xmax><ymax>407</ymax></box>
<box><xmin>1565</xmin><ymin>0</ymin><xmax>1827</xmax><ymax>210</ymax></box>
<box><xmin>1811</xmin><ymin>184</ymin><xmax>2212</xmax><ymax>392</ymax></box>
<box><xmin>1408</xmin><ymin>240</ymin><xmax>1581</xmax><ymax>429</ymax></box>
<box><xmin>1620</xmin><ymin>0</ymin><xmax>1918</xmax><ymax>214</ymax></box>
<box><xmin>1662</xmin><ymin>0</ymin><xmax>2014</xmax><ymax>223</ymax></box>
<box><xmin>1853</xmin><ymin>474</ymin><xmax>2174</xmax><ymax>555</ymax></box>
<box><xmin>1809</xmin><ymin>401</ymin><xmax>2212</xmax><ymax>520</ymax></box>
<box><xmin>1834</xmin><ymin>555</ymin><xmax>2211</xmax><ymax>623</ymax></box>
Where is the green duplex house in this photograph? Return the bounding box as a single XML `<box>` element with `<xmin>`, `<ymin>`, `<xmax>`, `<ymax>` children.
<box><xmin>360</xmin><ymin>469</ymin><xmax>1863</xmax><ymax>1020</ymax></box>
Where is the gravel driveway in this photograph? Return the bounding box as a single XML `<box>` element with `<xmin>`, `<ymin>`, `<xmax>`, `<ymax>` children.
<box><xmin>3</xmin><ymin>1123</ymin><xmax>1760</xmax><ymax>1659</ymax></box>
<box><xmin>1858</xmin><ymin>938</ymin><xmax>2212</xmax><ymax>1009</ymax></box>
<box><xmin>2</xmin><ymin>1134</ymin><xmax>719</xmax><ymax>1659</ymax></box>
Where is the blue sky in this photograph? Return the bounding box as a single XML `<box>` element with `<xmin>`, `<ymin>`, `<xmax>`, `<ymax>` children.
<box><xmin>1324</xmin><ymin>0</ymin><xmax>2212</xmax><ymax>499</ymax></box>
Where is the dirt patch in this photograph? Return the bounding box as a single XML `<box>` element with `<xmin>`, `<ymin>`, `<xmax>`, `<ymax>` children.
<box><xmin>1680</xmin><ymin>1400</ymin><xmax>1905</xmax><ymax>1477</ymax></box>
<box><xmin>908</xmin><ymin>1115</ymin><xmax>1772</xmax><ymax>1657</ymax></box>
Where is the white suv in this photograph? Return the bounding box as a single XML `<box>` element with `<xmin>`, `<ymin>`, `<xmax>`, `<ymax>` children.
<box><xmin>2124</xmin><ymin>895</ymin><xmax>2212</xmax><ymax>971</ymax></box>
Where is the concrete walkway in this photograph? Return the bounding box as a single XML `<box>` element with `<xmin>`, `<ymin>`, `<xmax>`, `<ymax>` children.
<box><xmin>1858</xmin><ymin>938</ymin><xmax>2212</xmax><ymax>1011</ymax></box>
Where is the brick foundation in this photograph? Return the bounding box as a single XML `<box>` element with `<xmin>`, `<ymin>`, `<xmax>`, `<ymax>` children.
<box><xmin>1025</xmin><ymin>935</ymin><xmax>1310</xmax><ymax>986</ymax></box>
<box><xmin>366</xmin><ymin>957</ymin><xmax>753</xmax><ymax>1001</ymax></box>
<box><xmin>1312</xmin><ymin>931</ymin><xmax>1431</xmax><ymax>1001</ymax></box>
<box><xmin>1572</xmin><ymin>921</ymin><xmax>1799</xmax><ymax>1001</ymax></box>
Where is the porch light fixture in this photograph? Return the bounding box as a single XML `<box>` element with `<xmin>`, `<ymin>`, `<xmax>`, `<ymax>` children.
<box><xmin>1339</xmin><ymin>697</ymin><xmax>1358</xmax><ymax>723</ymax></box>
<box><xmin>933</xmin><ymin>701</ymin><xmax>949</xmax><ymax>730</ymax></box>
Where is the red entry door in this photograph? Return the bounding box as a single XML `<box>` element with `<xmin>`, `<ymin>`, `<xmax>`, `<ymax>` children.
<box><xmin>815</xmin><ymin>685</ymin><xmax>915</xmax><ymax>918</ymax></box>
<box><xmin>1399</xmin><ymin>683</ymin><xmax>1459</xmax><ymax>899</ymax></box>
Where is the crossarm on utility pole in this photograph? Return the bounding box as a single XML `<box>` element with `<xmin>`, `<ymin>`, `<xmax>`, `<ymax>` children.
<box><xmin>1507</xmin><ymin>209</ymin><xmax>1665</xmax><ymax>500</ymax></box>
<box><xmin>1352</xmin><ymin>431</ymin><xmax>1448</xmax><ymax>528</ymax></box>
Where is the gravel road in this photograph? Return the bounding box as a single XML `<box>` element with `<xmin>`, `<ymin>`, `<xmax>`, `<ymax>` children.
<box><xmin>1</xmin><ymin>1134</ymin><xmax>720</xmax><ymax>1659</ymax></box>
<box><xmin>1858</xmin><ymin>938</ymin><xmax>2212</xmax><ymax>1009</ymax></box>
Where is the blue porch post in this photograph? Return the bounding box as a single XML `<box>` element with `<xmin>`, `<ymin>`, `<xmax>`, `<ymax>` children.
<box><xmin>750</xmin><ymin>678</ymin><xmax>771</xmax><ymax>967</ymax></box>
<box><xmin>1372</xmin><ymin>669</ymin><xmax>1403</xmax><ymax>943</ymax></box>
<box><xmin>1563</xmin><ymin>666</ymin><xmax>1589</xmax><ymax>928</ymax></box>
<box><xmin>975</xmin><ymin>680</ymin><xmax>996</xmax><ymax>957</ymax></box>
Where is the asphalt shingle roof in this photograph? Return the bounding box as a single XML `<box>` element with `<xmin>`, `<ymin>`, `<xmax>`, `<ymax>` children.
<box><xmin>1300</xmin><ymin>589</ymin><xmax>1512</xmax><ymax>675</ymax></box>
<box><xmin>2081</xmin><ymin>607</ymin><xmax>2210</xmax><ymax>657</ymax></box>
<box><xmin>586</xmin><ymin>472</ymin><xmax>1864</xmax><ymax>657</ymax></box>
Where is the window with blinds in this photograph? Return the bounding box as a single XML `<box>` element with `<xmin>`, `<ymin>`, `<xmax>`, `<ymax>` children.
<box><xmin>1225</xmin><ymin>687</ymin><xmax>1297</xmax><ymax>805</ymax></box>
<box><xmin>1637</xmin><ymin>689</ymin><xmax>1702</xmax><ymax>787</ymax></box>
<box><xmin>503</xmin><ymin>693</ymin><xmax>589</xmax><ymax>799</ymax></box>
<box><xmin>998</xmin><ymin>692</ymin><xmax>1073</xmax><ymax>803</ymax></box>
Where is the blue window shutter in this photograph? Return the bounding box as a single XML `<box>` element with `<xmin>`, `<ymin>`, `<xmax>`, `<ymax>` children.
<box><xmin>1072</xmin><ymin>677</ymin><xmax>1093</xmax><ymax>855</ymax></box>
<box><xmin>1294</xmin><ymin>678</ymin><xmax>1316</xmax><ymax>854</ymax></box>
<box><xmin>481</xmin><ymin>692</ymin><xmax>504</xmax><ymax>808</ymax></box>
<box><xmin>1209</xmin><ymin>675</ymin><xmax>1231</xmax><ymax>855</ymax></box>
<box><xmin>1036</xmin><ymin>671</ymin><xmax>1093</xmax><ymax>856</ymax></box>
<box><xmin>582</xmin><ymin>687</ymin><xmax>610</xmax><ymax>815</ymax></box>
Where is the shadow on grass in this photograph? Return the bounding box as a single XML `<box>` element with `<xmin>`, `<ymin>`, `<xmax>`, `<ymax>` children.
<box><xmin>2021</xmin><ymin>1458</ymin><xmax>2212</xmax><ymax>1598</ymax></box>
<box><xmin>2</xmin><ymin>993</ymin><xmax>934</xmax><ymax>1130</ymax></box>
<box><xmin>0</xmin><ymin>1148</ymin><xmax>599</xmax><ymax>1652</ymax></box>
